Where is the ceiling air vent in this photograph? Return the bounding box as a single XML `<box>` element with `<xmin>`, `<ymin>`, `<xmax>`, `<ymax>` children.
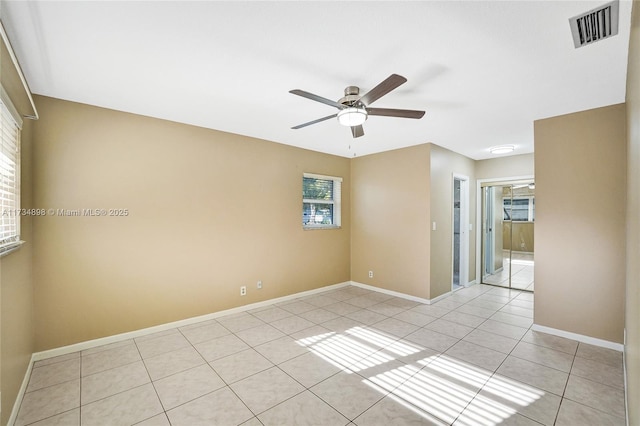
<box><xmin>569</xmin><ymin>0</ymin><xmax>619</xmax><ymax>48</ymax></box>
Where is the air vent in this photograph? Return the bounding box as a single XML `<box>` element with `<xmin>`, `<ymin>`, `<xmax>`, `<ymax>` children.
<box><xmin>569</xmin><ymin>0</ymin><xmax>619</xmax><ymax>48</ymax></box>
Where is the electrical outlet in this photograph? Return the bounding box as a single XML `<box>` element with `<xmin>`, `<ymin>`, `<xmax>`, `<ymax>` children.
<box><xmin>257</xmin><ymin>280</ymin><xmax>262</xmax><ymax>289</ymax></box>
<box><xmin>368</xmin><ymin>270</ymin><xmax>374</xmax><ymax>278</ymax></box>
<box><xmin>240</xmin><ymin>286</ymin><xmax>247</xmax><ymax>296</ymax></box>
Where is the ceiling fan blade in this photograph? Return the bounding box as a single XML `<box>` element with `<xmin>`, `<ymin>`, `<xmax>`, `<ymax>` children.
<box><xmin>351</xmin><ymin>125</ymin><xmax>364</xmax><ymax>138</ymax></box>
<box><xmin>291</xmin><ymin>113</ymin><xmax>337</xmax><ymax>129</ymax></box>
<box><xmin>357</xmin><ymin>74</ymin><xmax>407</xmax><ymax>106</ymax></box>
<box><xmin>367</xmin><ymin>108</ymin><xmax>425</xmax><ymax>119</ymax></box>
<box><xmin>289</xmin><ymin>89</ymin><xmax>345</xmax><ymax>110</ymax></box>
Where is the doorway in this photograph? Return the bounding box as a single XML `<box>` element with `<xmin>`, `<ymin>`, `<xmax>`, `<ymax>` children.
<box><xmin>480</xmin><ymin>180</ymin><xmax>535</xmax><ymax>291</ymax></box>
<box><xmin>452</xmin><ymin>174</ymin><xmax>469</xmax><ymax>290</ymax></box>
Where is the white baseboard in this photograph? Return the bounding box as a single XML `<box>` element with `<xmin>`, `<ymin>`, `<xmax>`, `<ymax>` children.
<box><xmin>429</xmin><ymin>291</ymin><xmax>452</xmax><ymax>304</ymax></box>
<box><xmin>32</xmin><ymin>281</ymin><xmax>351</xmax><ymax>362</ymax></box>
<box><xmin>465</xmin><ymin>279</ymin><xmax>478</xmax><ymax>287</ymax></box>
<box><xmin>29</xmin><ymin>281</ymin><xmax>618</xmax><ymax>425</ymax></box>
<box><xmin>350</xmin><ymin>281</ymin><xmax>447</xmax><ymax>305</ymax></box>
<box><xmin>623</xmin><ymin>328</ymin><xmax>629</xmax><ymax>426</ymax></box>
<box><xmin>10</xmin><ymin>281</ymin><xmax>352</xmax><ymax>424</ymax></box>
<box><xmin>531</xmin><ymin>324</ymin><xmax>624</xmax><ymax>352</ymax></box>
<box><xmin>26</xmin><ymin>281</ymin><xmax>448</xmax><ymax>366</ymax></box>
<box><xmin>7</xmin><ymin>354</ymin><xmax>35</xmax><ymax>426</ymax></box>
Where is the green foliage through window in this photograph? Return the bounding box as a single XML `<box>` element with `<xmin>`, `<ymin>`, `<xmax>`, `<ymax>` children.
<box><xmin>303</xmin><ymin>177</ymin><xmax>333</xmax><ymax>200</ymax></box>
<box><xmin>302</xmin><ymin>175</ymin><xmax>341</xmax><ymax>228</ymax></box>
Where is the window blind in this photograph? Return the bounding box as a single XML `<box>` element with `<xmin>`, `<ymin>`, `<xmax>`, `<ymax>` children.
<box><xmin>302</xmin><ymin>173</ymin><xmax>342</xmax><ymax>228</ymax></box>
<box><xmin>0</xmin><ymin>96</ymin><xmax>20</xmax><ymax>250</ymax></box>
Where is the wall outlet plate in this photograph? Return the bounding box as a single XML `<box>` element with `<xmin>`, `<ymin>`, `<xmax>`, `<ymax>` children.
<box><xmin>257</xmin><ymin>281</ymin><xmax>262</xmax><ymax>289</ymax></box>
<box><xmin>368</xmin><ymin>270</ymin><xmax>373</xmax><ymax>278</ymax></box>
<box><xmin>240</xmin><ymin>286</ymin><xmax>247</xmax><ymax>296</ymax></box>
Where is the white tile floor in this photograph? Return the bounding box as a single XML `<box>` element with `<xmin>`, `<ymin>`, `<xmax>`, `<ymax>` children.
<box><xmin>14</xmin><ymin>284</ymin><xmax>626</xmax><ymax>426</ymax></box>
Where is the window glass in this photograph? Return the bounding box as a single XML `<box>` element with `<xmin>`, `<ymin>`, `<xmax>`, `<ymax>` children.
<box><xmin>302</xmin><ymin>174</ymin><xmax>341</xmax><ymax>228</ymax></box>
<box><xmin>504</xmin><ymin>198</ymin><xmax>534</xmax><ymax>221</ymax></box>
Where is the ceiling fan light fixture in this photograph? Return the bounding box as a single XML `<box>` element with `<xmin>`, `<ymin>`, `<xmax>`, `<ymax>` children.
<box><xmin>337</xmin><ymin>107</ymin><xmax>368</xmax><ymax>127</ymax></box>
<box><xmin>489</xmin><ymin>145</ymin><xmax>515</xmax><ymax>155</ymax></box>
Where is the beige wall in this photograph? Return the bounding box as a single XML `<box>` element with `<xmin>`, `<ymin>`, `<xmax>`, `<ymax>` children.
<box><xmin>9</xmin><ymin>65</ymin><xmax>636</xmax><ymax>422</ymax></box>
<box><xmin>31</xmin><ymin>96</ymin><xmax>351</xmax><ymax>351</ymax></box>
<box><xmin>625</xmin><ymin>1</ymin><xmax>640</xmax><ymax>424</ymax></box>
<box><xmin>534</xmin><ymin>104</ymin><xmax>626</xmax><ymax>343</ymax></box>
<box><xmin>1</xmin><ymin>25</ymin><xmax>37</xmax><ymax>421</ymax></box>
<box><xmin>504</xmin><ymin>222</ymin><xmax>534</xmax><ymax>253</ymax></box>
<box><xmin>1</xmin><ymin>117</ymin><xmax>35</xmax><ymax>425</ymax></box>
<box><xmin>351</xmin><ymin>144</ymin><xmax>431</xmax><ymax>298</ymax></box>
<box><xmin>475</xmin><ymin>153</ymin><xmax>534</xmax><ymax>180</ymax></box>
<box><xmin>351</xmin><ymin>143</ymin><xmax>477</xmax><ymax>300</ymax></box>
<box><xmin>429</xmin><ymin>144</ymin><xmax>476</xmax><ymax>297</ymax></box>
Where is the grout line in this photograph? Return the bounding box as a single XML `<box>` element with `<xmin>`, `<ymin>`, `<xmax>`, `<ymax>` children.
<box><xmin>12</xmin><ymin>284</ymin><xmax>626</xmax><ymax>425</ymax></box>
<box><xmin>133</xmin><ymin>338</ymin><xmax>166</xmax><ymax>417</ymax></box>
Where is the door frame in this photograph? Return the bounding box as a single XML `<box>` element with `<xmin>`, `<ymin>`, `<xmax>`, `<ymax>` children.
<box><xmin>452</xmin><ymin>173</ymin><xmax>469</xmax><ymax>289</ymax></box>
<box><xmin>475</xmin><ymin>175</ymin><xmax>534</xmax><ymax>287</ymax></box>
<box><xmin>483</xmin><ymin>186</ymin><xmax>496</xmax><ymax>276</ymax></box>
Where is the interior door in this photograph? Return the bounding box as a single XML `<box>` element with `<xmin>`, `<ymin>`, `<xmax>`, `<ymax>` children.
<box><xmin>453</xmin><ymin>178</ymin><xmax>461</xmax><ymax>288</ymax></box>
<box><xmin>452</xmin><ymin>176</ymin><xmax>468</xmax><ymax>290</ymax></box>
<box><xmin>482</xmin><ymin>184</ymin><xmax>510</xmax><ymax>286</ymax></box>
<box><xmin>483</xmin><ymin>186</ymin><xmax>495</xmax><ymax>276</ymax></box>
<box><xmin>481</xmin><ymin>181</ymin><xmax>534</xmax><ymax>291</ymax></box>
<box><xmin>493</xmin><ymin>186</ymin><xmax>505</xmax><ymax>273</ymax></box>
<box><xmin>483</xmin><ymin>186</ymin><xmax>504</xmax><ymax>276</ymax></box>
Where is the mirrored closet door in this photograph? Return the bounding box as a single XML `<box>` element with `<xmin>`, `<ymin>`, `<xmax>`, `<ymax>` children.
<box><xmin>481</xmin><ymin>181</ymin><xmax>535</xmax><ymax>291</ymax></box>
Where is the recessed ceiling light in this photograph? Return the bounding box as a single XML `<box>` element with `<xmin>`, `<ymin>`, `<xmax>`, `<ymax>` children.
<box><xmin>489</xmin><ymin>145</ymin><xmax>515</xmax><ymax>155</ymax></box>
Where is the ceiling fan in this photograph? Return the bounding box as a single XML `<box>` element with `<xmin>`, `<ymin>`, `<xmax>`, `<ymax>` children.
<box><xmin>289</xmin><ymin>74</ymin><xmax>425</xmax><ymax>138</ymax></box>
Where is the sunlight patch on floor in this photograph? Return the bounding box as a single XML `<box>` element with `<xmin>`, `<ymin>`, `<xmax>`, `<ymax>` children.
<box><xmin>454</xmin><ymin>393</ymin><xmax>519</xmax><ymax>426</ymax></box>
<box><xmin>346</xmin><ymin>326</ymin><xmax>422</xmax><ymax>357</ymax></box>
<box><xmin>297</xmin><ymin>326</ymin><xmax>545</xmax><ymax>425</ymax></box>
<box><xmin>423</xmin><ymin>356</ymin><xmax>492</xmax><ymax>390</ymax></box>
<box><xmin>297</xmin><ymin>329</ymin><xmax>394</xmax><ymax>372</ymax></box>
<box><xmin>483</xmin><ymin>375</ymin><xmax>544</xmax><ymax>406</ymax></box>
<box><xmin>388</xmin><ymin>363</ymin><xmax>479</xmax><ymax>423</ymax></box>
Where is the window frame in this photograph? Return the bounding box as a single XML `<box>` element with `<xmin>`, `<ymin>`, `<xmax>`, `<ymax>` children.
<box><xmin>0</xmin><ymin>86</ymin><xmax>23</xmax><ymax>256</ymax></box>
<box><xmin>302</xmin><ymin>172</ymin><xmax>342</xmax><ymax>230</ymax></box>
<box><xmin>503</xmin><ymin>196</ymin><xmax>535</xmax><ymax>222</ymax></box>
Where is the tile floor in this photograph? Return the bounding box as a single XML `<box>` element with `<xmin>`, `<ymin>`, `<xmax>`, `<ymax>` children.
<box><xmin>483</xmin><ymin>251</ymin><xmax>535</xmax><ymax>291</ymax></box>
<box><xmin>14</xmin><ymin>284</ymin><xmax>625</xmax><ymax>426</ymax></box>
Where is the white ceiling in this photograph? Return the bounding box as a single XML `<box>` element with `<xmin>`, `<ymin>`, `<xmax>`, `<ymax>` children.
<box><xmin>1</xmin><ymin>1</ymin><xmax>632</xmax><ymax>159</ymax></box>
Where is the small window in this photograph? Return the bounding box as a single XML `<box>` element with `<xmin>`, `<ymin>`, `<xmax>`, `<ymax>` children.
<box><xmin>302</xmin><ymin>173</ymin><xmax>342</xmax><ymax>229</ymax></box>
<box><xmin>504</xmin><ymin>197</ymin><xmax>535</xmax><ymax>222</ymax></box>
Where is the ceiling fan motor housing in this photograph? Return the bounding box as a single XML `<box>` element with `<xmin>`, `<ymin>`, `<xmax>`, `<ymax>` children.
<box><xmin>339</xmin><ymin>86</ymin><xmax>362</xmax><ymax>106</ymax></box>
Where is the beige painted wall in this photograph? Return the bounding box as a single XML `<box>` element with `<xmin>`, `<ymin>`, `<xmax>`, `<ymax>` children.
<box><xmin>351</xmin><ymin>144</ymin><xmax>431</xmax><ymax>298</ymax></box>
<box><xmin>0</xmin><ymin>26</ymin><xmax>37</xmax><ymax>421</ymax></box>
<box><xmin>351</xmin><ymin>143</ymin><xmax>476</xmax><ymax>300</ymax></box>
<box><xmin>534</xmin><ymin>104</ymin><xmax>626</xmax><ymax>343</ymax></box>
<box><xmin>429</xmin><ymin>145</ymin><xmax>476</xmax><ymax>297</ymax></box>
<box><xmin>475</xmin><ymin>153</ymin><xmax>534</xmax><ymax>180</ymax></box>
<box><xmin>31</xmin><ymin>96</ymin><xmax>351</xmax><ymax>351</ymax></box>
<box><xmin>1</xmin><ymin>117</ymin><xmax>35</xmax><ymax>425</ymax></box>
<box><xmin>625</xmin><ymin>1</ymin><xmax>640</xmax><ymax>423</ymax></box>
<box><xmin>503</xmin><ymin>222</ymin><xmax>534</xmax><ymax>252</ymax></box>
